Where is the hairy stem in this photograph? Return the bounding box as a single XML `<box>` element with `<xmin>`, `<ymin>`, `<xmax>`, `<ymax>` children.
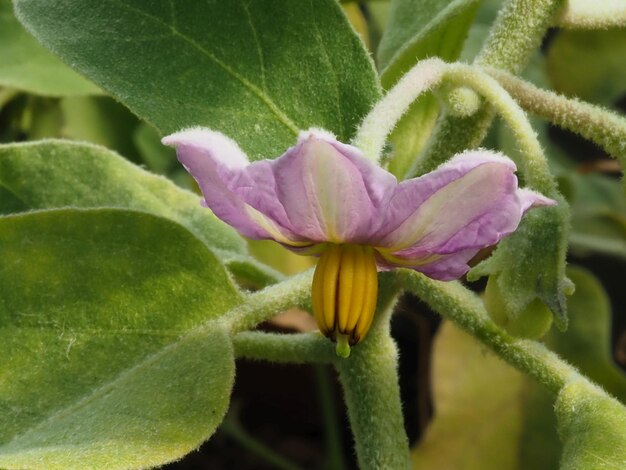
<box><xmin>396</xmin><ymin>269</ymin><xmax>579</xmax><ymax>393</ymax></box>
<box><xmin>443</xmin><ymin>64</ymin><xmax>557</xmax><ymax>195</ymax></box>
<box><xmin>233</xmin><ymin>331</ymin><xmax>336</xmax><ymax>364</ymax></box>
<box><xmin>314</xmin><ymin>364</ymin><xmax>348</xmax><ymax>470</ymax></box>
<box><xmin>224</xmin><ymin>269</ymin><xmax>313</xmax><ymax>333</ymax></box>
<box><xmin>353</xmin><ymin>58</ymin><xmax>446</xmax><ymax>163</ymax></box>
<box><xmin>412</xmin><ymin>0</ymin><xmax>564</xmax><ymax>176</ymax></box>
<box><xmin>486</xmin><ymin>68</ymin><xmax>626</xmax><ymax>170</ymax></box>
<box><xmin>334</xmin><ymin>274</ymin><xmax>411</xmax><ymax>470</ymax></box>
<box><xmin>221</xmin><ymin>414</ymin><xmax>302</xmax><ymax>470</ymax></box>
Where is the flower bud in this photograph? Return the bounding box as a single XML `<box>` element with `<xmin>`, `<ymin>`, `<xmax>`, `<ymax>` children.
<box><xmin>484</xmin><ymin>275</ymin><xmax>553</xmax><ymax>339</ymax></box>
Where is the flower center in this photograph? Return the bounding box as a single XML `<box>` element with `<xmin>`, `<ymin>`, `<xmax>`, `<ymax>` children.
<box><xmin>311</xmin><ymin>244</ymin><xmax>378</xmax><ymax>357</ymax></box>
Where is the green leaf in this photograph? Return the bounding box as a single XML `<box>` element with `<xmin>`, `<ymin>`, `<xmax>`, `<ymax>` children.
<box><xmin>411</xmin><ymin>321</ymin><xmax>530</xmax><ymax>470</ymax></box>
<box><xmin>412</xmin><ymin>266</ymin><xmax>626</xmax><ymax>469</ymax></box>
<box><xmin>0</xmin><ymin>1</ymin><xmax>98</xmax><ymax>96</ymax></box>
<box><xmin>0</xmin><ymin>139</ymin><xmax>245</xmax><ymax>262</ymax></box>
<box><xmin>555</xmin><ymin>380</ymin><xmax>626</xmax><ymax>470</ymax></box>
<box><xmin>377</xmin><ymin>0</ymin><xmax>481</xmax><ymax>178</ymax></box>
<box><xmin>546</xmin><ymin>29</ymin><xmax>626</xmax><ymax>106</ymax></box>
<box><xmin>378</xmin><ymin>0</ymin><xmax>481</xmax><ymax>84</ymax></box>
<box><xmin>548</xmin><ymin>266</ymin><xmax>626</xmax><ymax>402</ymax></box>
<box><xmin>14</xmin><ymin>0</ymin><xmax>380</xmax><ymax>159</ymax></box>
<box><xmin>0</xmin><ymin>209</ymin><xmax>240</xmax><ymax>469</ymax></box>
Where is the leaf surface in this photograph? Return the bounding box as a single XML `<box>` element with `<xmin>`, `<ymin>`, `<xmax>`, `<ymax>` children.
<box><xmin>14</xmin><ymin>0</ymin><xmax>380</xmax><ymax>159</ymax></box>
<box><xmin>0</xmin><ymin>209</ymin><xmax>241</xmax><ymax>469</ymax></box>
<box><xmin>0</xmin><ymin>1</ymin><xmax>98</xmax><ymax>96</ymax></box>
<box><xmin>0</xmin><ymin>140</ymin><xmax>245</xmax><ymax>262</ymax></box>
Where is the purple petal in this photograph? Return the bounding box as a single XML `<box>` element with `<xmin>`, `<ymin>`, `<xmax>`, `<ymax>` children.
<box><xmin>375</xmin><ymin>248</ymin><xmax>477</xmax><ymax>281</ymax></box>
<box><xmin>517</xmin><ymin>188</ymin><xmax>556</xmax><ymax>213</ymax></box>
<box><xmin>271</xmin><ymin>129</ymin><xmax>396</xmax><ymax>243</ymax></box>
<box><xmin>162</xmin><ymin>128</ymin><xmax>308</xmax><ymax>246</ymax></box>
<box><xmin>373</xmin><ymin>150</ymin><xmax>555</xmax><ymax>276</ymax></box>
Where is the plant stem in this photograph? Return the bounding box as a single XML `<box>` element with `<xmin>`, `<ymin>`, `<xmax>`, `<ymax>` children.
<box><xmin>221</xmin><ymin>413</ymin><xmax>303</xmax><ymax>470</ymax></box>
<box><xmin>334</xmin><ymin>274</ymin><xmax>411</xmax><ymax>470</ymax></box>
<box><xmin>443</xmin><ymin>64</ymin><xmax>557</xmax><ymax>195</ymax></box>
<box><xmin>396</xmin><ymin>269</ymin><xmax>580</xmax><ymax>394</ymax></box>
<box><xmin>475</xmin><ymin>0</ymin><xmax>564</xmax><ymax>72</ymax></box>
<box><xmin>223</xmin><ymin>269</ymin><xmax>313</xmax><ymax>333</ymax></box>
<box><xmin>353</xmin><ymin>58</ymin><xmax>446</xmax><ymax>163</ymax></box>
<box><xmin>233</xmin><ymin>331</ymin><xmax>336</xmax><ymax>364</ymax></box>
<box><xmin>412</xmin><ymin>0</ymin><xmax>564</xmax><ymax>176</ymax></box>
<box><xmin>314</xmin><ymin>364</ymin><xmax>348</xmax><ymax>470</ymax></box>
<box><xmin>485</xmin><ymin>68</ymin><xmax>626</xmax><ymax>170</ymax></box>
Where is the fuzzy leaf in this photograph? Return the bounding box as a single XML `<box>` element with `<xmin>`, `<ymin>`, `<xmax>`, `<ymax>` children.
<box><xmin>0</xmin><ymin>1</ymin><xmax>98</xmax><ymax>96</ymax></box>
<box><xmin>14</xmin><ymin>0</ymin><xmax>380</xmax><ymax>159</ymax></box>
<box><xmin>555</xmin><ymin>381</ymin><xmax>626</xmax><ymax>470</ymax></box>
<box><xmin>0</xmin><ymin>209</ymin><xmax>240</xmax><ymax>469</ymax></box>
<box><xmin>0</xmin><ymin>140</ymin><xmax>245</xmax><ymax>263</ymax></box>
<box><xmin>411</xmin><ymin>321</ymin><xmax>533</xmax><ymax>469</ymax></box>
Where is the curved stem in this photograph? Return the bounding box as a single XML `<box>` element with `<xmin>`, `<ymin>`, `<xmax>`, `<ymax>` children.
<box><xmin>233</xmin><ymin>331</ymin><xmax>336</xmax><ymax>364</ymax></box>
<box><xmin>475</xmin><ymin>0</ymin><xmax>565</xmax><ymax>72</ymax></box>
<box><xmin>485</xmin><ymin>67</ymin><xmax>626</xmax><ymax>170</ymax></box>
<box><xmin>224</xmin><ymin>269</ymin><xmax>313</xmax><ymax>333</ymax></box>
<box><xmin>443</xmin><ymin>64</ymin><xmax>558</xmax><ymax>195</ymax></box>
<box><xmin>353</xmin><ymin>58</ymin><xmax>446</xmax><ymax>163</ymax></box>
<box><xmin>396</xmin><ymin>269</ymin><xmax>579</xmax><ymax>394</ymax></box>
<box><xmin>413</xmin><ymin>0</ymin><xmax>564</xmax><ymax>176</ymax></box>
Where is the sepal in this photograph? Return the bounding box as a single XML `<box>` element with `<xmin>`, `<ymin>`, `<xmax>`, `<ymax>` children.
<box><xmin>469</xmin><ymin>198</ymin><xmax>573</xmax><ymax>330</ymax></box>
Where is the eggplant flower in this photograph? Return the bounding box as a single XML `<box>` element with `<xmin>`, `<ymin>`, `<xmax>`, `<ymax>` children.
<box><xmin>163</xmin><ymin>128</ymin><xmax>554</xmax><ymax>357</ymax></box>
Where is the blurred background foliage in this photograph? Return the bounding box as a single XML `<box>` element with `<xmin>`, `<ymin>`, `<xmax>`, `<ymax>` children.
<box><xmin>0</xmin><ymin>0</ymin><xmax>624</xmax><ymax>468</ymax></box>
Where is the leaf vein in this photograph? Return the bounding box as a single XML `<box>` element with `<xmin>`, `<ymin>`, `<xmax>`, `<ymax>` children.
<box><xmin>111</xmin><ymin>0</ymin><xmax>299</xmax><ymax>135</ymax></box>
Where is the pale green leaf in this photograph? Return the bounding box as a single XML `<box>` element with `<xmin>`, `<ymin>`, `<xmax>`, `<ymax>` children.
<box><xmin>0</xmin><ymin>209</ymin><xmax>240</xmax><ymax>469</ymax></box>
<box><xmin>409</xmin><ymin>320</ymin><xmax>562</xmax><ymax>469</ymax></box>
<box><xmin>547</xmin><ymin>29</ymin><xmax>626</xmax><ymax>106</ymax></box>
<box><xmin>0</xmin><ymin>0</ymin><xmax>98</xmax><ymax>96</ymax></box>
<box><xmin>412</xmin><ymin>322</ymin><xmax>527</xmax><ymax>470</ymax></box>
<box><xmin>0</xmin><ymin>140</ymin><xmax>244</xmax><ymax>262</ymax></box>
<box><xmin>14</xmin><ymin>0</ymin><xmax>380</xmax><ymax>159</ymax></box>
<box><xmin>556</xmin><ymin>381</ymin><xmax>626</xmax><ymax>470</ymax></box>
<box><xmin>377</xmin><ymin>0</ymin><xmax>481</xmax><ymax>178</ymax></box>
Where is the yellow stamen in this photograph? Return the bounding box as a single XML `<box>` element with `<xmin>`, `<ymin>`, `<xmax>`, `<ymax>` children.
<box><xmin>311</xmin><ymin>244</ymin><xmax>379</xmax><ymax>356</ymax></box>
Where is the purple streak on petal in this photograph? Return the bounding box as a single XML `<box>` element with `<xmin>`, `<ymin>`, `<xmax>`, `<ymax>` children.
<box><xmin>271</xmin><ymin>130</ymin><xmax>396</xmax><ymax>243</ymax></box>
<box><xmin>162</xmin><ymin>128</ymin><xmax>304</xmax><ymax>244</ymax></box>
